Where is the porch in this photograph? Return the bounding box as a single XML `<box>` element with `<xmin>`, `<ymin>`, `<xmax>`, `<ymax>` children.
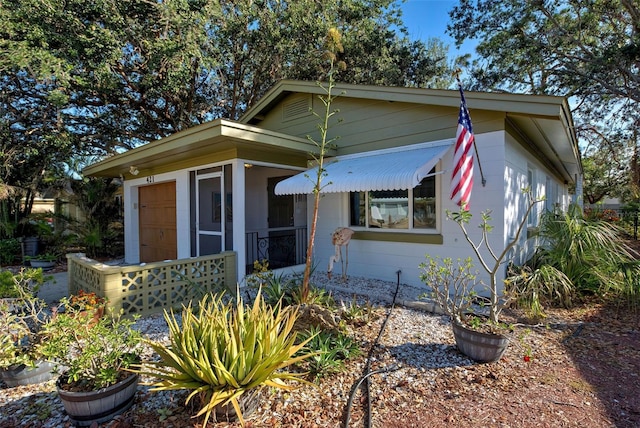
<box><xmin>245</xmin><ymin>226</ymin><xmax>307</xmax><ymax>274</ymax></box>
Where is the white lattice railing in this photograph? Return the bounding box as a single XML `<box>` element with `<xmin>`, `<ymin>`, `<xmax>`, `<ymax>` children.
<box><xmin>66</xmin><ymin>252</ymin><xmax>237</xmax><ymax>317</ymax></box>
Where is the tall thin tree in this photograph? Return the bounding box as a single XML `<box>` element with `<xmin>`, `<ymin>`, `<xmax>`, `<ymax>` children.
<box><xmin>300</xmin><ymin>28</ymin><xmax>346</xmax><ymax>302</ymax></box>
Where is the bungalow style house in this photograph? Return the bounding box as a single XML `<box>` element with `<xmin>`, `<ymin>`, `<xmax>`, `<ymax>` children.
<box><xmin>83</xmin><ymin>80</ymin><xmax>581</xmax><ymax>290</ymax></box>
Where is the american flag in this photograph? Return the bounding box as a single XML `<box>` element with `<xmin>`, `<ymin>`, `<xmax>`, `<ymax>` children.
<box><xmin>450</xmin><ymin>85</ymin><xmax>474</xmax><ymax>209</ymax></box>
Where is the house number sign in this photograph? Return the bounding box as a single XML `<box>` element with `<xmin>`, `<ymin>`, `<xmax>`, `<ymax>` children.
<box><xmin>146</xmin><ymin>176</ymin><xmax>155</xmax><ymax>183</ymax></box>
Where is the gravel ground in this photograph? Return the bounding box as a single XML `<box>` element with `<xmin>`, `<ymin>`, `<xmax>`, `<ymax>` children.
<box><xmin>2</xmin><ymin>272</ymin><xmax>637</xmax><ymax>428</ymax></box>
<box><xmin>0</xmin><ymin>273</ymin><xmax>444</xmax><ymax>428</ymax></box>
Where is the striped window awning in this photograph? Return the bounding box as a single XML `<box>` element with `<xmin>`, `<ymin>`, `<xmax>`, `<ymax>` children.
<box><xmin>274</xmin><ymin>143</ymin><xmax>452</xmax><ymax>195</ymax></box>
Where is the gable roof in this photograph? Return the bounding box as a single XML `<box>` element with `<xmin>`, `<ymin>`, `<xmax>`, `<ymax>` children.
<box><xmin>241</xmin><ymin>80</ymin><xmax>582</xmax><ymax>184</ymax></box>
<box><xmin>85</xmin><ymin>80</ymin><xmax>581</xmax><ymax>184</ymax></box>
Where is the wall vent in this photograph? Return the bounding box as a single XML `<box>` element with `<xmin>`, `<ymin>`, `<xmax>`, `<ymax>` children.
<box><xmin>282</xmin><ymin>95</ymin><xmax>312</xmax><ymax>121</ymax></box>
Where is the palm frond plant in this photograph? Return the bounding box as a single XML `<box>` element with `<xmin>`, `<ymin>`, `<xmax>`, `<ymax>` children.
<box><xmin>505</xmin><ymin>264</ymin><xmax>574</xmax><ymax>320</ymax></box>
<box><xmin>139</xmin><ymin>290</ymin><xmax>318</xmax><ymax>427</ymax></box>
<box><xmin>534</xmin><ymin>203</ymin><xmax>639</xmax><ymax>295</ymax></box>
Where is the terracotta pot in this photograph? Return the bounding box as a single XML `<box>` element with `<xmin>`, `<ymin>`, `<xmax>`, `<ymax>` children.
<box><xmin>452</xmin><ymin>322</ymin><xmax>509</xmax><ymax>363</ymax></box>
<box><xmin>0</xmin><ymin>360</ymin><xmax>56</xmax><ymax>387</ymax></box>
<box><xmin>56</xmin><ymin>372</ymin><xmax>138</xmax><ymax>427</ymax></box>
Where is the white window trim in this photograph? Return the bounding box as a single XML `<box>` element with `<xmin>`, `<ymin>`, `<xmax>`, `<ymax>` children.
<box><xmin>349</xmin><ymin>172</ymin><xmax>442</xmax><ymax>233</ymax></box>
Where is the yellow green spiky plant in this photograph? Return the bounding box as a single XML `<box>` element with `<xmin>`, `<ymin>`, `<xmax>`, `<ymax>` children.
<box><xmin>139</xmin><ymin>290</ymin><xmax>317</xmax><ymax>427</ymax></box>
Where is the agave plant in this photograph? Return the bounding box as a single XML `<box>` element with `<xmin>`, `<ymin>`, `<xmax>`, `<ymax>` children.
<box><xmin>140</xmin><ymin>290</ymin><xmax>317</xmax><ymax>427</ymax></box>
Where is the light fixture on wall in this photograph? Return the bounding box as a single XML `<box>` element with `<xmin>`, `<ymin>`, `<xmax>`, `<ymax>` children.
<box><xmin>129</xmin><ymin>165</ymin><xmax>139</xmax><ymax>176</ymax></box>
<box><xmin>244</xmin><ymin>163</ymin><xmax>253</xmax><ymax>169</ymax></box>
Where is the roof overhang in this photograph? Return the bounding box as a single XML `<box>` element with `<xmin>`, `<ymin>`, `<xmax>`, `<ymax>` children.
<box><xmin>275</xmin><ymin>142</ymin><xmax>452</xmax><ymax>195</ymax></box>
<box><xmin>506</xmin><ymin>104</ymin><xmax>582</xmax><ymax>184</ymax></box>
<box><xmin>83</xmin><ymin>119</ymin><xmax>332</xmax><ymax>178</ymax></box>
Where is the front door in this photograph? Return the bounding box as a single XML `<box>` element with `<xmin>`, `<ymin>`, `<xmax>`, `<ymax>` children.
<box><xmin>139</xmin><ymin>181</ymin><xmax>177</xmax><ymax>262</ymax></box>
<box><xmin>196</xmin><ymin>172</ymin><xmax>224</xmax><ymax>256</ymax></box>
<box><xmin>267</xmin><ymin>176</ymin><xmax>295</xmax><ymax>268</ymax></box>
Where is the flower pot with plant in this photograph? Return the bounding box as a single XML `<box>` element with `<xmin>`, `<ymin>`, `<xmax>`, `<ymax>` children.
<box><xmin>0</xmin><ymin>268</ymin><xmax>56</xmax><ymax>386</ymax></box>
<box><xmin>138</xmin><ymin>290</ymin><xmax>318</xmax><ymax>427</ymax></box>
<box><xmin>37</xmin><ymin>297</ymin><xmax>142</xmax><ymax>427</ymax></box>
<box><xmin>419</xmin><ymin>255</ymin><xmax>510</xmax><ymax>362</ymax></box>
<box><xmin>25</xmin><ymin>252</ymin><xmax>58</xmax><ymax>271</ymax></box>
<box><xmin>420</xmin><ymin>190</ymin><xmax>542</xmax><ymax>362</ymax></box>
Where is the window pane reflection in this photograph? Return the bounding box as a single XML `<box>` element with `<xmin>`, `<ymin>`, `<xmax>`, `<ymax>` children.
<box><xmin>370</xmin><ymin>190</ymin><xmax>409</xmax><ymax>229</ymax></box>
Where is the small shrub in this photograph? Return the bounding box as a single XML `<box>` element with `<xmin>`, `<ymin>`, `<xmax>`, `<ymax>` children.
<box><xmin>38</xmin><ymin>299</ymin><xmax>142</xmax><ymax>390</ymax></box>
<box><xmin>535</xmin><ymin>204</ymin><xmax>636</xmax><ymax>294</ymax></box>
<box><xmin>0</xmin><ymin>239</ymin><xmax>20</xmax><ymax>265</ymax></box>
<box><xmin>297</xmin><ymin>326</ymin><xmax>361</xmax><ymax>379</ymax></box>
<box><xmin>0</xmin><ymin>268</ymin><xmax>50</xmax><ymax>368</ymax></box>
<box><xmin>291</xmin><ymin>283</ymin><xmax>335</xmax><ymax>307</ymax></box>
<box><xmin>339</xmin><ymin>296</ymin><xmax>379</xmax><ymax>326</ymax></box>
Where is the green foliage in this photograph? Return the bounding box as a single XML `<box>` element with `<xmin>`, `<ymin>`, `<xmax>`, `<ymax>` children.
<box><xmin>248</xmin><ymin>263</ymin><xmax>334</xmax><ymax>308</ymax></box>
<box><xmin>534</xmin><ymin>203</ymin><xmax>638</xmax><ymax>295</ymax></box>
<box><xmin>25</xmin><ymin>252</ymin><xmax>59</xmax><ymax>263</ymax></box>
<box><xmin>419</xmin><ymin>255</ymin><xmax>477</xmax><ymax>324</ymax></box>
<box><xmin>0</xmin><ymin>239</ymin><xmax>20</xmax><ymax>264</ymax></box>
<box><xmin>291</xmin><ymin>282</ymin><xmax>336</xmax><ymax>307</ymax></box>
<box><xmin>247</xmin><ymin>260</ymin><xmax>296</xmax><ymax>306</ymax></box>
<box><xmin>296</xmin><ymin>326</ymin><xmax>360</xmax><ymax>379</ymax></box>
<box><xmin>0</xmin><ymin>271</ymin><xmax>19</xmax><ymax>298</ymax></box>
<box><xmin>0</xmin><ymin>0</ymin><xmax>458</xmax><ymax>157</ymax></box>
<box><xmin>338</xmin><ymin>296</ymin><xmax>379</xmax><ymax>326</ymax></box>
<box><xmin>0</xmin><ymin>268</ymin><xmax>47</xmax><ymax>299</ymax></box>
<box><xmin>448</xmin><ymin>1</ymin><xmax>640</xmax><ymax>203</ymax></box>
<box><xmin>38</xmin><ymin>298</ymin><xmax>142</xmax><ymax>390</ymax></box>
<box><xmin>140</xmin><ymin>291</ymin><xmax>317</xmax><ymax>427</ymax></box>
<box><xmin>582</xmin><ymin>151</ymin><xmax>629</xmax><ymax>205</ymax></box>
<box><xmin>0</xmin><ymin>268</ymin><xmax>50</xmax><ymax>368</ymax></box>
<box><xmin>63</xmin><ymin>177</ymin><xmax>123</xmax><ymax>258</ymax></box>
<box><xmin>505</xmin><ymin>264</ymin><xmax>574</xmax><ymax>320</ymax></box>
<box><xmin>449</xmin><ymin>0</ymin><xmax>639</xmax><ymax>111</ymax></box>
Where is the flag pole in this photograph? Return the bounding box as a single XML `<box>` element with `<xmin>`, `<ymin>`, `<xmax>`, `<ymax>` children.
<box><xmin>453</xmin><ymin>69</ymin><xmax>486</xmax><ymax>187</ymax></box>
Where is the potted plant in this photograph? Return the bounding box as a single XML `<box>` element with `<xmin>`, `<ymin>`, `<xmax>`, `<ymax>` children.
<box><xmin>138</xmin><ymin>290</ymin><xmax>318</xmax><ymax>427</ymax></box>
<box><xmin>420</xmin><ymin>191</ymin><xmax>542</xmax><ymax>362</ymax></box>
<box><xmin>37</xmin><ymin>297</ymin><xmax>142</xmax><ymax>427</ymax></box>
<box><xmin>25</xmin><ymin>252</ymin><xmax>58</xmax><ymax>271</ymax></box>
<box><xmin>420</xmin><ymin>255</ymin><xmax>510</xmax><ymax>362</ymax></box>
<box><xmin>0</xmin><ymin>268</ymin><xmax>56</xmax><ymax>386</ymax></box>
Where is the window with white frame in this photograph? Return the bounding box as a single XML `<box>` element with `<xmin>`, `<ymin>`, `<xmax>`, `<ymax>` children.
<box><xmin>349</xmin><ymin>169</ymin><xmax>436</xmax><ymax>230</ymax></box>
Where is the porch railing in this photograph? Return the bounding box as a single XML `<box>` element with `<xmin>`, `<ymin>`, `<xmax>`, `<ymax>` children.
<box><xmin>245</xmin><ymin>227</ymin><xmax>307</xmax><ymax>273</ymax></box>
<box><xmin>66</xmin><ymin>251</ymin><xmax>237</xmax><ymax>317</ymax></box>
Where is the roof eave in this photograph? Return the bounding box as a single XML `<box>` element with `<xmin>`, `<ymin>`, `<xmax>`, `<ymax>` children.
<box><xmin>83</xmin><ymin>119</ymin><xmax>329</xmax><ymax>178</ymax></box>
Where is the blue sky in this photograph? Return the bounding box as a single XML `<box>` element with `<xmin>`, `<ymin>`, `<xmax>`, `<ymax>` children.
<box><xmin>397</xmin><ymin>0</ymin><xmax>478</xmax><ymax>58</ymax></box>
